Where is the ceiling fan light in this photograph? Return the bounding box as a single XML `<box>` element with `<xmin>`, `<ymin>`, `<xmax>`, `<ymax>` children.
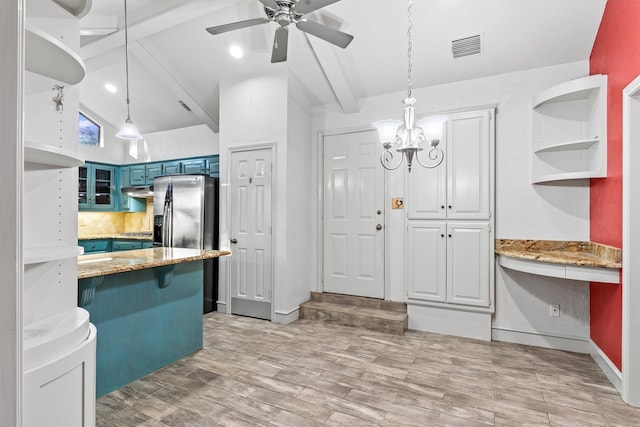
<box><xmin>116</xmin><ymin>118</ymin><xmax>142</xmax><ymax>140</ymax></box>
<box><xmin>417</xmin><ymin>115</ymin><xmax>448</xmax><ymax>143</ymax></box>
<box><xmin>372</xmin><ymin>119</ymin><xmax>402</xmax><ymax>144</ymax></box>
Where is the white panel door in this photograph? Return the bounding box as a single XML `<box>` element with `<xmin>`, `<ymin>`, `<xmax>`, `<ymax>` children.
<box><xmin>407</xmin><ymin>222</ymin><xmax>447</xmax><ymax>302</ymax></box>
<box><xmin>230</xmin><ymin>149</ymin><xmax>273</xmax><ymax>307</ymax></box>
<box><xmin>447</xmin><ymin>110</ymin><xmax>491</xmax><ymax>220</ymax></box>
<box><xmin>446</xmin><ymin>222</ymin><xmax>490</xmax><ymax>307</ymax></box>
<box><xmin>323</xmin><ymin>131</ymin><xmax>385</xmax><ymax>298</ymax></box>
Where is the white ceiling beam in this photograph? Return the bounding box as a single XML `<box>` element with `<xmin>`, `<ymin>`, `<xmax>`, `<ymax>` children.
<box><xmin>80</xmin><ymin>0</ymin><xmax>232</xmax><ymax>60</ymax></box>
<box><xmin>129</xmin><ymin>39</ymin><xmax>219</xmax><ymax>133</ymax></box>
<box><xmin>305</xmin><ymin>34</ymin><xmax>359</xmax><ymax>114</ymax></box>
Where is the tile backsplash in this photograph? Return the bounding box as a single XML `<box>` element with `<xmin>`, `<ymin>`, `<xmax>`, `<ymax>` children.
<box><xmin>78</xmin><ymin>200</ymin><xmax>153</xmax><ymax>237</ymax></box>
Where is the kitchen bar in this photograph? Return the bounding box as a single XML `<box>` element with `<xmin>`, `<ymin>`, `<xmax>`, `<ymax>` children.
<box><xmin>78</xmin><ymin>248</ymin><xmax>230</xmax><ymax>397</ymax></box>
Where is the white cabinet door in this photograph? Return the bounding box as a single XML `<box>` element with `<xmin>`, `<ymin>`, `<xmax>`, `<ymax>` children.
<box><xmin>408</xmin><ymin>109</ymin><xmax>491</xmax><ymax>221</ymax></box>
<box><xmin>407</xmin><ymin>222</ymin><xmax>447</xmax><ymax>302</ymax></box>
<box><xmin>446</xmin><ymin>222</ymin><xmax>491</xmax><ymax>307</ymax></box>
<box><xmin>447</xmin><ymin>110</ymin><xmax>491</xmax><ymax>220</ymax></box>
<box><xmin>406</xmin><ymin>148</ymin><xmax>447</xmax><ymax>220</ymax></box>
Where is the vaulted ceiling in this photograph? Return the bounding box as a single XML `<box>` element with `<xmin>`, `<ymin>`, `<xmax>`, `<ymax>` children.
<box><xmin>78</xmin><ymin>0</ymin><xmax>607</xmax><ymax>135</ymax></box>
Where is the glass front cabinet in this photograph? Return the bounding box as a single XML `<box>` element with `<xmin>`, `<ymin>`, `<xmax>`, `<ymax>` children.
<box><xmin>78</xmin><ymin>164</ymin><xmax>116</xmax><ymax>210</ymax></box>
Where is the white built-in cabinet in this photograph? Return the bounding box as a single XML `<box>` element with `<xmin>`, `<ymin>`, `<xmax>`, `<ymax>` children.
<box><xmin>531</xmin><ymin>74</ymin><xmax>607</xmax><ymax>184</ymax></box>
<box><xmin>23</xmin><ymin>1</ymin><xmax>96</xmax><ymax>426</ymax></box>
<box><xmin>406</xmin><ymin>109</ymin><xmax>494</xmax><ymax>312</ymax></box>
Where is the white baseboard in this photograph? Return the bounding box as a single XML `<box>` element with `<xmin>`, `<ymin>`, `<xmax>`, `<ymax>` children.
<box><xmin>590</xmin><ymin>339</ymin><xmax>622</xmax><ymax>393</ymax></box>
<box><xmin>273</xmin><ymin>306</ymin><xmax>299</xmax><ymax>324</ymax></box>
<box><xmin>492</xmin><ymin>328</ymin><xmax>592</xmax><ymax>353</ymax></box>
<box><xmin>216</xmin><ymin>301</ymin><xmax>228</xmax><ymax>314</ymax></box>
<box><xmin>408</xmin><ymin>304</ymin><xmax>492</xmax><ymax>341</ymax></box>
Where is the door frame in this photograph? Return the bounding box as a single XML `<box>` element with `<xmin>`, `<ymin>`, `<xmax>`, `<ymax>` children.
<box><xmin>316</xmin><ymin>127</ymin><xmax>389</xmax><ymax>300</ymax></box>
<box><xmin>224</xmin><ymin>142</ymin><xmax>276</xmax><ymax>320</ymax></box>
<box><xmin>622</xmin><ymin>74</ymin><xmax>640</xmax><ymax>406</ymax></box>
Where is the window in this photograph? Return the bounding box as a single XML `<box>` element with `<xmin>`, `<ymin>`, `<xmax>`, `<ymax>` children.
<box><xmin>78</xmin><ymin>111</ymin><xmax>103</xmax><ymax>147</ymax></box>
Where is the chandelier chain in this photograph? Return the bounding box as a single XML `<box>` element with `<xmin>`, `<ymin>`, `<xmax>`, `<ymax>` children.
<box><xmin>407</xmin><ymin>0</ymin><xmax>413</xmax><ymax>99</ymax></box>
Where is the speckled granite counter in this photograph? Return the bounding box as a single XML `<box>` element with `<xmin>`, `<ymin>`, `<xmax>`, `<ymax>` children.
<box><xmin>495</xmin><ymin>239</ymin><xmax>621</xmax><ymax>268</ymax></box>
<box><xmin>77</xmin><ymin>247</ymin><xmax>231</xmax><ymax>279</ymax></box>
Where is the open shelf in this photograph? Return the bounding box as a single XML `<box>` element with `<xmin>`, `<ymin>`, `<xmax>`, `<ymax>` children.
<box><xmin>25</xmin><ymin>245</ymin><xmax>84</xmax><ymax>265</ymax></box>
<box><xmin>25</xmin><ymin>25</ymin><xmax>85</xmax><ymax>85</ymax></box>
<box><xmin>25</xmin><ymin>142</ymin><xmax>84</xmax><ymax>168</ymax></box>
<box><xmin>27</xmin><ymin>0</ymin><xmax>92</xmax><ymax>19</ymax></box>
<box><xmin>531</xmin><ymin>74</ymin><xmax>607</xmax><ymax>184</ymax></box>
<box><xmin>534</xmin><ymin>138</ymin><xmax>599</xmax><ymax>154</ymax></box>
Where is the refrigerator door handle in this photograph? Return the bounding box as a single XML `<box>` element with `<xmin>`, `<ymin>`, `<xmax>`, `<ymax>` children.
<box><xmin>163</xmin><ymin>182</ymin><xmax>174</xmax><ymax>247</ymax></box>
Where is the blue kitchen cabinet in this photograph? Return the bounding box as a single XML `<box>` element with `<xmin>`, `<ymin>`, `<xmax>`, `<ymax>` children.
<box><xmin>79</xmin><ymin>164</ymin><xmax>116</xmax><ymax>211</ymax></box>
<box><xmin>79</xmin><ymin>239</ymin><xmax>111</xmax><ymax>254</ymax></box>
<box><xmin>163</xmin><ymin>161</ymin><xmax>181</xmax><ymax>175</ymax></box>
<box><xmin>182</xmin><ymin>158</ymin><xmax>207</xmax><ymax>174</ymax></box>
<box><xmin>130</xmin><ymin>165</ymin><xmax>147</xmax><ymax>185</ymax></box>
<box><xmin>145</xmin><ymin>164</ymin><xmax>163</xmax><ymax>184</ymax></box>
<box><xmin>112</xmin><ymin>240</ymin><xmax>144</xmax><ymax>251</ymax></box>
<box><xmin>207</xmin><ymin>156</ymin><xmax>219</xmax><ymax>177</ymax></box>
<box><xmin>119</xmin><ymin>166</ymin><xmax>147</xmax><ymax>213</ymax></box>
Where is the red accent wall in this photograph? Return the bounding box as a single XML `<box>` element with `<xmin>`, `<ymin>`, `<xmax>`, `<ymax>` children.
<box><xmin>589</xmin><ymin>0</ymin><xmax>640</xmax><ymax>370</ymax></box>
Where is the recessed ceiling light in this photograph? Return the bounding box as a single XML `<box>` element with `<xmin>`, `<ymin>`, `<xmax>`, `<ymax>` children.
<box><xmin>104</xmin><ymin>83</ymin><xmax>118</xmax><ymax>93</ymax></box>
<box><xmin>229</xmin><ymin>45</ymin><xmax>244</xmax><ymax>59</ymax></box>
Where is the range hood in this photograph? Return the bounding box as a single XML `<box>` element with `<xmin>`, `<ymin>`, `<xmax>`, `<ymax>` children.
<box><xmin>121</xmin><ymin>185</ymin><xmax>154</xmax><ymax>198</ymax></box>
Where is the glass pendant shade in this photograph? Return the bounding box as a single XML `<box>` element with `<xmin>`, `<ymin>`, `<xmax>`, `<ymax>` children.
<box><xmin>116</xmin><ymin>118</ymin><xmax>142</xmax><ymax>140</ymax></box>
<box><xmin>372</xmin><ymin>120</ymin><xmax>403</xmax><ymax>144</ymax></box>
<box><xmin>417</xmin><ymin>115</ymin><xmax>448</xmax><ymax>142</ymax></box>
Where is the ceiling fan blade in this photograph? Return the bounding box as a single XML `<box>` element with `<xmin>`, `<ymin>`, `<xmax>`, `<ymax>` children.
<box><xmin>271</xmin><ymin>27</ymin><xmax>289</xmax><ymax>63</ymax></box>
<box><xmin>206</xmin><ymin>17</ymin><xmax>270</xmax><ymax>35</ymax></box>
<box><xmin>258</xmin><ymin>0</ymin><xmax>278</xmax><ymax>9</ymax></box>
<box><xmin>296</xmin><ymin>19</ymin><xmax>353</xmax><ymax>48</ymax></box>
<box><xmin>295</xmin><ymin>0</ymin><xmax>341</xmax><ymax>15</ymax></box>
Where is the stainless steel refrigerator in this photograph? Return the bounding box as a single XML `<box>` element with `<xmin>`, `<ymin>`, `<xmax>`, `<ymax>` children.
<box><xmin>153</xmin><ymin>174</ymin><xmax>219</xmax><ymax>313</ymax></box>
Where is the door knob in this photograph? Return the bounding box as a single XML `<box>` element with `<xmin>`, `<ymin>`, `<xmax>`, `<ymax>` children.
<box><xmin>230</xmin><ymin>238</ymin><xmax>238</xmax><ymax>244</ymax></box>
<box><xmin>376</xmin><ymin>224</ymin><xmax>383</xmax><ymax>231</ymax></box>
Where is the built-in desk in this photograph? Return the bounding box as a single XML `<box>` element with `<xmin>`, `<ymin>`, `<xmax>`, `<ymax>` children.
<box><xmin>495</xmin><ymin>239</ymin><xmax>621</xmax><ymax>284</ymax></box>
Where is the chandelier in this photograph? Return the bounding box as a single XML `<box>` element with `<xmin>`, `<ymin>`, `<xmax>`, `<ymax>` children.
<box><xmin>372</xmin><ymin>0</ymin><xmax>447</xmax><ymax>172</ymax></box>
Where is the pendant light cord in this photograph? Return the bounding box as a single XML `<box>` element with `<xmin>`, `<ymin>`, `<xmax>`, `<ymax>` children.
<box><xmin>124</xmin><ymin>0</ymin><xmax>132</xmax><ymax>120</ymax></box>
<box><xmin>407</xmin><ymin>0</ymin><xmax>413</xmax><ymax>99</ymax></box>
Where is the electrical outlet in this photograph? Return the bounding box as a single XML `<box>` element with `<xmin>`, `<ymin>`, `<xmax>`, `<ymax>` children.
<box><xmin>549</xmin><ymin>304</ymin><xmax>560</xmax><ymax>317</ymax></box>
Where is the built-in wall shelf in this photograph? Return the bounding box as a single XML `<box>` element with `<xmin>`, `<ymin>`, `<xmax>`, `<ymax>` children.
<box><xmin>27</xmin><ymin>0</ymin><xmax>92</xmax><ymax>18</ymax></box>
<box><xmin>25</xmin><ymin>25</ymin><xmax>85</xmax><ymax>85</ymax></box>
<box><xmin>24</xmin><ymin>245</ymin><xmax>84</xmax><ymax>265</ymax></box>
<box><xmin>532</xmin><ymin>74</ymin><xmax>607</xmax><ymax>184</ymax></box>
<box><xmin>25</xmin><ymin>143</ymin><xmax>84</xmax><ymax>168</ymax></box>
<box><xmin>496</xmin><ymin>239</ymin><xmax>621</xmax><ymax>284</ymax></box>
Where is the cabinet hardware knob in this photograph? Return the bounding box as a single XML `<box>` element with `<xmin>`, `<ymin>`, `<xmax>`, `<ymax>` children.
<box><xmin>441</xmin><ymin>205</ymin><xmax>445</xmax><ymax>209</ymax></box>
<box><xmin>377</xmin><ymin>210</ymin><xmax>382</xmax><ymax>215</ymax></box>
<box><xmin>440</xmin><ymin>234</ymin><xmax>444</xmax><ymax>238</ymax></box>
<box><xmin>230</xmin><ymin>238</ymin><xmax>238</xmax><ymax>244</ymax></box>
<box><xmin>448</xmin><ymin>205</ymin><xmax>452</xmax><ymax>209</ymax></box>
<box><xmin>448</xmin><ymin>234</ymin><xmax>452</xmax><ymax>238</ymax></box>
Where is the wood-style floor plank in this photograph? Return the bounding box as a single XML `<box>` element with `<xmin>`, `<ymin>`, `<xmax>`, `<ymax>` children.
<box><xmin>96</xmin><ymin>313</ymin><xmax>640</xmax><ymax>426</ymax></box>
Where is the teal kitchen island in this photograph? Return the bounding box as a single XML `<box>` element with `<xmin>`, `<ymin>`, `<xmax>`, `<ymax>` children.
<box><xmin>78</xmin><ymin>247</ymin><xmax>230</xmax><ymax>397</ymax></box>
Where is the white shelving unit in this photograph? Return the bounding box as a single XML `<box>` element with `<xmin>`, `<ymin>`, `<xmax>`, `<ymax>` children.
<box><xmin>23</xmin><ymin>1</ymin><xmax>96</xmax><ymax>425</ymax></box>
<box><xmin>531</xmin><ymin>74</ymin><xmax>607</xmax><ymax>184</ymax></box>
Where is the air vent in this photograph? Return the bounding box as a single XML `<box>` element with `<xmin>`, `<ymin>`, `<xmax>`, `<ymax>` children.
<box><xmin>178</xmin><ymin>100</ymin><xmax>192</xmax><ymax>112</ymax></box>
<box><xmin>452</xmin><ymin>34</ymin><xmax>482</xmax><ymax>58</ymax></box>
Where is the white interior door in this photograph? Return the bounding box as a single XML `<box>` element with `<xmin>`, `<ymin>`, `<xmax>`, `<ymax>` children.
<box><xmin>323</xmin><ymin>131</ymin><xmax>385</xmax><ymax>299</ymax></box>
<box><xmin>229</xmin><ymin>148</ymin><xmax>273</xmax><ymax>320</ymax></box>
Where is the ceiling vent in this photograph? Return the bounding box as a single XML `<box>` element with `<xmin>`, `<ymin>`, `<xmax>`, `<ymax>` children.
<box><xmin>452</xmin><ymin>34</ymin><xmax>482</xmax><ymax>58</ymax></box>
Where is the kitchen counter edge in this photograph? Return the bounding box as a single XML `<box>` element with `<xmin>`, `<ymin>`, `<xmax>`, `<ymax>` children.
<box><xmin>78</xmin><ymin>248</ymin><xmax>231</xmax><ymax>279</ymax></box>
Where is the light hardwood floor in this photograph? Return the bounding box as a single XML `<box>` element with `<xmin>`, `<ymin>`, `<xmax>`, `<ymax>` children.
<box><xmin>96</xmin><ymin>313</ymin><xmax>640</xmax><ymax>426</ymax></box>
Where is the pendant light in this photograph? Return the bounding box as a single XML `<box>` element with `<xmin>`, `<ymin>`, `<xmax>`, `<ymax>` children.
<box><xmin>116</xmin><ymin>0</ymin><xmax>142</xmax><ymax>140</ymax></box>
<box><xmin>372</xmin><ymin>0</ymin><xmax>446</xmax><ymax>172</ymax></box>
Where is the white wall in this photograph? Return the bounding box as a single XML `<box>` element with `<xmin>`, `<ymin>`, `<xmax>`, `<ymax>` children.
<box><xmin>312</xmin><ymin>60</ymin><xmax>591</xmax><ymax>344</ymax></box>
<box><xmin>122</xmin><ymin>124</ymin><xmax>219</xmax><ymax>164</ymax></box>
<box><xmin>76</xmin><ymin>104</ymin><xmax>127</xmax><ymax>164</ymax></box>
<box><xmin>0</xmin><ymin>1</ymin><xmax>22</xmax><ymax>424</ymax></box>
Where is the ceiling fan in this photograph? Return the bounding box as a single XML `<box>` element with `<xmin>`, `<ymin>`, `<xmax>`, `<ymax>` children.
<box><xmin>205</xmin><ymin>0</ymin><xmax>354</xmax><ymax>63</ymax></box>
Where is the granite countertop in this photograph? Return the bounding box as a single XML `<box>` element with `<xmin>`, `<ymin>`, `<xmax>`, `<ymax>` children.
<box><xmin>495</xmin><ymin>239</ymin><xmax>621</xmax><ymax>269</ymax></box>
<box><xmin>78</xmin><ymin>247</ymin><xmax>231</xmax><ymax>279</ymax></box>
<box><xmin>79</xmin><ymin>233</ymin><xmax>153</xmax><ymax>241</ymax></box>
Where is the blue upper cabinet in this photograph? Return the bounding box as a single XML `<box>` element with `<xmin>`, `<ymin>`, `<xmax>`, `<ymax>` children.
<box><xmin>207</xmin><ymin>156</ymin><xmax>219</xmax><ymax>177</ymax></box>
<box><xmin>182</xmin><ymin>158</ymin><xmax>207</xmax><ymax>174</ymax></box>
<box><xmin>163</xmin><ymin>161</ymin><xmax>181</xmax><ymax>175</ymax></box>
<box><xmin>145</xmin><ymin>164</ymin><xmax>163</xmax><ymax>184</ymax></box>
<box><xmin>79</xmin><ymin>164</ymin><xmax>116</xmax><ymax>211</ymax></box>
<box><xmin>119</xmin><ymin>166</ymin><xmax>131</xmax><ymax>210</ymax></box>
<box><xmin>130</xmin><ymin>165</ymin><xmax>146</xmax><ymax>186</ymax></box>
